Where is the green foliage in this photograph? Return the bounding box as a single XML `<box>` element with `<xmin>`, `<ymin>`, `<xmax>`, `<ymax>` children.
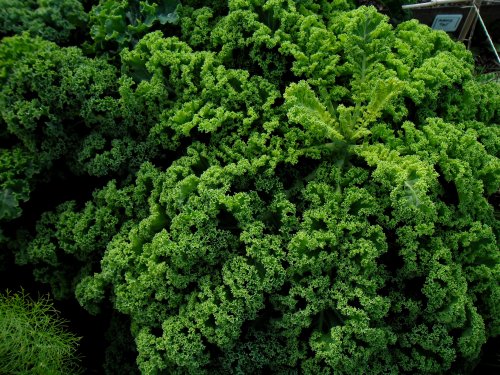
<box><xmin>0</xmin><ymin>34</ymin><xmax>118</xmax><ymax>161</ymax></box>
<box><xmin>0</xmin><ymin>290</ymin><xmax>82</xmax><ymax>374</ymax></box>
<box><xmin>0</xmin><ymin>0</ymin><xmax>87</xmax><ymax>43</ymax></box>
<box><xmin>0</xmin><ymin>33</ymin><xmax>121</xmax><ymax>221</ymax></box>
<box><xmin>0</xmin><ymin>148</ymin><xmax>38</xmax><ymax>220</ymax></box>
<box><xmin>369</xmin><ymin>0</ymin><xmax>413</xmax><ymax>24</ymax></box>
<box><xmin>0</xmin><ymin>1</ymin><xmax>499</xmax><ymax>374</ymax></box>
<box><xmin>89</xmin><ymin>0</ymin><xmax>182</xmax><ymax>49</ymax></box>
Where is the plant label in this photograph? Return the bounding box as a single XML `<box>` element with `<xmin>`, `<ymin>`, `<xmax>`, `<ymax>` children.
<box><xmin>431</xmin><ymin>14</ymin><xmax>463</xmax><ymax>32</ymax></box>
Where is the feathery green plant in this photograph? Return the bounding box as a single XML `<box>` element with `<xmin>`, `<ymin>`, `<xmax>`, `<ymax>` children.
<box><xmin>0</xmin><ymin>290</ymin><xmax>82</xmax><ymax>375</ymax></box>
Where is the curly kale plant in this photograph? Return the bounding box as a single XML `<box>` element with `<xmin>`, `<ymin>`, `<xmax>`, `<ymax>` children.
<box><xmin>0</xmin><ymin>0</ymin><xmax>87</xmax><ymax>44</ymax></box>
<box><xmin>1</xmin><ymin>0</ymin><xmax>499</xmax><ymax>374</ymax></box>
<box><xmin>89</xmin><ymin>0</ymin><xmax>181</xmax><ymax>49</ymax></box>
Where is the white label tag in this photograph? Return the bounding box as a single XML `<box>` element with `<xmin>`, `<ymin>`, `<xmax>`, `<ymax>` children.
<box><xmin>431</xmin><ymin>14</ymin><xmax>463</xmax><ymax>32</ymax></box>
